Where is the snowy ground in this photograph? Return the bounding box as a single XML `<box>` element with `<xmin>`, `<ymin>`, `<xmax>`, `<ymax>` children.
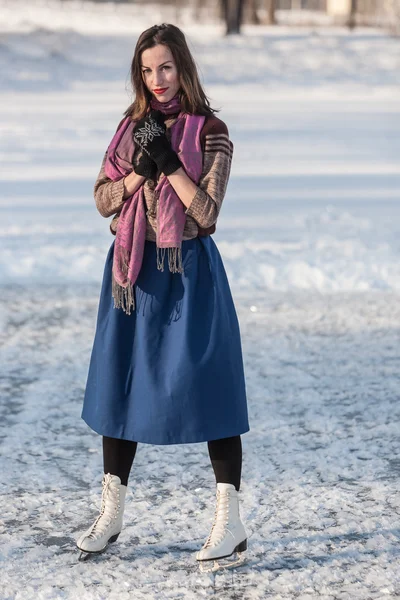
<box><xmin>1</xmin><ymin>2</ymin><xmax>400</xmax><ymax>599</ymax></box>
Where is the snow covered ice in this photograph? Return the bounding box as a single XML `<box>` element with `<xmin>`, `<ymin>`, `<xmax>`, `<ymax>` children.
<box><xmin>1</xmin><ymin>1</ymin><xmax>400</xmax><ymax>598</ymax></box>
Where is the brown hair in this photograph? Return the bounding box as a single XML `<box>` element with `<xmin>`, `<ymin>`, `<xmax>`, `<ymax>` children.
<box><xmin>122</xmin><ymin>23</ymin><xmax>219</xmax><ymax>121</ymax></box>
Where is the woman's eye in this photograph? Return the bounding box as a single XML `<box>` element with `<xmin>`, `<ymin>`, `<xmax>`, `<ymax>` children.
<box><xmin>142</xmin><ymin>66</ymin><xmax>171</xmax><ymax>74</ymax></box>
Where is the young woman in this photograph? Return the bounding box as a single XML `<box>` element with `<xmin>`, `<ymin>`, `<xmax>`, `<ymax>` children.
<box><xmin>76</xmin><ymin>23</ymin><xmax>250</xmax><ymax>570</ymax></box>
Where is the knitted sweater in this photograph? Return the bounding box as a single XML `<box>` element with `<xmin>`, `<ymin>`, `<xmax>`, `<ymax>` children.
<box><xmin>93</xmin><ymin>113</ymin><xmax>234</xmax><ymax>240</ymax></box>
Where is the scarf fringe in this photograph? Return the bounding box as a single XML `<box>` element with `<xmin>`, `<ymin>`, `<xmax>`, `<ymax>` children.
<box><xmin>156</xmin><ymin>246</ymin><xmax>166</xmax><ymax>271</ymax></box>
<box><xmin>112</xmin><ymin>271</ymin><xmax>135</xmax><ymax>315</ymax></box>
<box><xmin>156</xmin><ymin>246</ymin><xmax>183</xmax><ymax>274</ymax></box>
<box><xmin>112</xmin><ymin>251</ymin><xmax>135</xmax><ymax>315</ymax></box>
<box><xmin>112</xmin><ymin>245</ymin><xmax>183</xmax><ymax>315</ymax></box>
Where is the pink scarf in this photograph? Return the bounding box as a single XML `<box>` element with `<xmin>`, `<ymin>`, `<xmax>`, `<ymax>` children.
<box><xmin>104</xmin><ymin>94</ymin><xmax>205</xmax><ymax>315</ymax></box>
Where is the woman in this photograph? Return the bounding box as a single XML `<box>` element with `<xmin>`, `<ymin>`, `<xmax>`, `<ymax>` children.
<box><xmin>76</xmin><ymin>23</ymin><xmax>250</xmax><ymax>570</ymax></box>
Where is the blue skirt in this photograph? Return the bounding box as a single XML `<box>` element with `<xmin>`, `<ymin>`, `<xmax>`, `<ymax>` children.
<box><xmin>81</xmin><ymin>235</ymin><xmax>250</xmax><ymax>445</ymax></box>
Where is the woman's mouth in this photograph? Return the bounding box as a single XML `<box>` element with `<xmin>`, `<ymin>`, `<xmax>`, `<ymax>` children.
<box><xmin>154</xmin><ymin>88</ymin><xmax>168</xmax><ymax>95</ymax></box>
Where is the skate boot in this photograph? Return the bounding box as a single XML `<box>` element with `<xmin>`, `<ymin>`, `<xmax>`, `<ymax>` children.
<box><xmin>196</xmin><ymin>482</ymin><xmax>248</xmax><ymax>573</ymax></box>
<box><xmin>76</xmin><ymin>472</ymin><xmax>127</xmax><ymax>561</ymax></box>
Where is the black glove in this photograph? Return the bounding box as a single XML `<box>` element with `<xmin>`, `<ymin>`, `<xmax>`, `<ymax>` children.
<box><xmin>132</xmin><ymin>109</ymin><xmax>182</xmax><ymax>176</ymax></box>
<box><xmin>132</xmin><ymin>146</ymin><xmax>157</xmax><ymax>180</ymax></box>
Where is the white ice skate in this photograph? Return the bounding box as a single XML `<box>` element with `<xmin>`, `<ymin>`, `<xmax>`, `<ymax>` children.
<box><xmin>76</xmin><ymin>472</ymin><xmax>127</xmax><ymax>560</ymax></box>
<box><xmin>196</xmin><ymin>482</ymin><xmax>248</xmax><ymax>573</ymax></box>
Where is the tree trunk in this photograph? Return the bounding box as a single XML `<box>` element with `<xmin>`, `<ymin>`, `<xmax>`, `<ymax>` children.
<box><xmin>194</xmin><ymin>0</ymin><xmax>202</xmax><ymax>21</ymax></box>
<box><xmin>268</xmin><ymin>0</ymin><xmax>276</xmax><ymax>25</ymax></box>
<box><xmin>222</xmin><ymin>0</ymin><xmax>245</xmax><ymax>34</ymax></box>
<box><xmin>247</xmin><ymin>0</ymin><xmax>260</xmax><ymax>24</ymax></box>
<box><xmin>348</xmin><ymin>0</ymin><xmax>357</xmax><ymax>29</ymax></box>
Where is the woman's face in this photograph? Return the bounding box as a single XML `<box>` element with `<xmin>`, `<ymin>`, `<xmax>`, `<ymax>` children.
<box><xmin>140</xmin><ymin>44</ymin><xmax>180</xmax><ymax>103</ymax></box>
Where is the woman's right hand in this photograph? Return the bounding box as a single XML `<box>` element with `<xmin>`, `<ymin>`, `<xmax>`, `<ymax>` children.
<box><xmin>122</xmin><ymin>170</ymin><xmax>146</xmax><ymax>199</ymax></box>
<box><xmin>132</xmin><ymin>146</ymin><xmax>157</xmax><ymax>180</ymax></box>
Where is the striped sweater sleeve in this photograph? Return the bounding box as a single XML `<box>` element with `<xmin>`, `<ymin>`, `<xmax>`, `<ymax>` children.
<box><xmin>93</xmin><ymin>151</ymin><xmax>126</xmax><ymax>218</ymax></box>
<box><xmin>93</xmin><ymin>117</ymin><xmax>128</xmax><ymax>218</ymax></box>
<box><xmin>184</xmin><ymin>117</ymin><xmax>233</xmax><ymax>229</ymax></box>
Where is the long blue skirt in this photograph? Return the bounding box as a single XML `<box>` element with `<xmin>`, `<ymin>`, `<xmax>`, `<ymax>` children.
<box><xmin>81</xmin><ymin>235</ymin><xmax>250</xmax><ymax>445</ymax></box>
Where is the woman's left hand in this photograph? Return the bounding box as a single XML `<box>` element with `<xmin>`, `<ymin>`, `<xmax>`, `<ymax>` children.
<box><xmin>133</xmin><ymin>110</ymin><xmax>182</xmax><ymax>176</ymax></box>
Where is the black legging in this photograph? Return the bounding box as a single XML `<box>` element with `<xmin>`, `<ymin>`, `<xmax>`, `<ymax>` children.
<box><xmin>103</xmin><ymin>435</ymin><xmax>242</xmax><ymax>491</ymax></box>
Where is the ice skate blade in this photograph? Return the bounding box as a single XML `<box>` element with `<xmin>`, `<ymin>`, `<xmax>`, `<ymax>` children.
<box><xmin>77</xmin><ymin>532</ymin><xmax>120</xmax><ymax>561</ymax></box>
<box><xmin>196</xmin><ymin>538</ymin><xmax>247</xmax><ymax>562</ymax></box>
<box><xmin>197</xmin><ymin>539</ymin><xmax>247</xmax><ymax>573</ymax></box>
<box><xmin>198</xmin><ymin>551</ymin><xmax>246</xmax><ymax>573</ymax></box>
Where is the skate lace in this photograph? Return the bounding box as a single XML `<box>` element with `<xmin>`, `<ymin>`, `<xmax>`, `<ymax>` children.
<box><xmin>204</xmin><ymin>489</ymin><xmax>231</xmax><ymax>548</ymax></box>
<box><xmin>87</xmin><ymin>474</ymin><xmax>121</xmax><ymax>539</ymax></box>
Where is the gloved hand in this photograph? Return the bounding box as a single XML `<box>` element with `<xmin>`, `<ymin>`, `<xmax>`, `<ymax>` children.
<box><xmin>132</xmin><ymin>109</ymin><xmax>182</xmax><ymax>176</ymax></box>
<box><xmin>132</xmin><ymin>146</ymin><xmax>157</xmax><ymax>180</ymax></box>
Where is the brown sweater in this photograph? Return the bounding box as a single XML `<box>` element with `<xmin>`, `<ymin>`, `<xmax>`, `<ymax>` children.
<box><xmin>93</xmin><ymin>113</ymin><xmax>234</xmax><ymax>240</ymax></box>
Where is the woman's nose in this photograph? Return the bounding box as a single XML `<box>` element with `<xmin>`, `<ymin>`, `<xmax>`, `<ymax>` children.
<box><xmin>152</xmin><ymin>73</ymin><xmax>164</xmax><ymax>86</ymax></box>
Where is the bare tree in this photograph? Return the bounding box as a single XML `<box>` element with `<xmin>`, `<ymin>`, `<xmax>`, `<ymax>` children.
<box><xmin>221</xmin><ymin>0</ymin><xmax>245</xmax><ymax>34</ymax></box>
<box><xmin>348</xmin><ymin>0</ymin><xmax>357</xmax><ymax>29</ymax></box>
<box><xmin>269</xmin><ymin>0</ymin><xmax>276</xmax><ymax>24</ymax></box>
<box><xmin>258</xmin><ymin>0</ymin><xmax>276</xmax><ymax>24</ymax></box>
<box><xmin>246</xmin><ymin>0</ymin><xmax>261</xmax><ymax>24</ymax></box>
<box><xmin>384</xmin><ymin>0</ymin><xmax>400</xmax><ymax>34</ymax></box>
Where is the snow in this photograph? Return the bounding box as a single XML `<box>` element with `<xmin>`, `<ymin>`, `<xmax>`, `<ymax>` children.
<box><xmin>1</xmin><ymin>1</ymin><xmax>400</xmax><ymax>598</ymax></box>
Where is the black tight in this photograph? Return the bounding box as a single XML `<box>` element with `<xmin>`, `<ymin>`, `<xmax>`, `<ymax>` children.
<box><xmin>102</xmin><ymin>435</ymin><xmax>242</xmax><ymax>491</ymax></box>
<box><xmin>207</xmin><ymin>435</ymin><xmax>242</xmax><ymax>492</ymax></box>
<box><xmin>102</xmin><ymin>436</ymin><xmax>138</xmax><ymax>488</ymax></box>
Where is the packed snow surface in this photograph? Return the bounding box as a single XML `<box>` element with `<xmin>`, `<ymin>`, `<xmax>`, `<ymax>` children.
<box><xmin>0</xmin><ymin>1</ymin><xmax>399</xmax><ymax>598</ymax></box>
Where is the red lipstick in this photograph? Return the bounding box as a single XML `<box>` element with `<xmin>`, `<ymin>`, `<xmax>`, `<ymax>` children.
<box><xmin>154</xmin><ymin>88</ymin><xmax>168</xmax><ymax>95</ymax></box>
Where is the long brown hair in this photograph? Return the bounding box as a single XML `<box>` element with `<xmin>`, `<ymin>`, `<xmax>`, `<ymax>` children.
<box><xmin>122</xmin><ymin>23</ymin><xmax>219</xmax><ymax>120</ymax></box>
